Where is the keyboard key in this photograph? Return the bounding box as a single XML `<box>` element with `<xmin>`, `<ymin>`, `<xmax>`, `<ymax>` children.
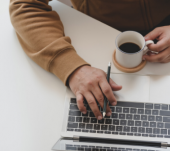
<box><xmin>83</xmin><ymin>117</ymin><xmax>90</xmax><ymax>123</ymax></box>
<box><xmin>145</xmin><ymin>103</ymin><xmax>153</xmax><ymax>109</ymax></box>
<box><xmin>119</xmin><ymin>114</ymin><xmax>125</xmax><ymax>119</ymax></box>
<box><xmin>69</xmin><ymin>110</ymin><xmax>81</xmax><ymax>116</ymax></box>
<box><xmin>68</xmin><ymin>116</ymin><xmax>75</xmax><ymax>122</ymax></box>
<box><xmin>75</xmin><ymin>129</ymin><xmax>81</xmax><ymax>132</ymax></box>
<box><xmin>157</xmin><ymin>135</ymin><xmax>163</xmax><ymax>138</ymax></box>
<box><xmin>135</xmin><ymin>121</ymin><xmax>141</xmax><ymax>126</ymax></box>
<box><xmin>141</xmin><ymin>115</ymin><xmax>147</xmax><ymax>121</ymax></box>
<box><xmin>85</xmin><ymin>148</ymin><xmax>91</xmax><ymax>151</ymax></box>
<box><xmin>166</xmin><ymin>123</ymin><xmax>170</xmax><ymax>129</ymax></box>
<box><xmin>104</xmin><ymin>131</ymin><xmax>111</xmax><ymax>134</ymax></box>
<box><xmin>123</xmin><ymin>108</ymin><xmax>129</xmax><ymax>113</ymax></box>
<box><xmin>142</xmin><ymin>121</ymin><xmax>149</xmax><ymax>127</ymax></box>
<box><xmin>138</xmin><ymin>109</ymin><xmax>144</xmax><ymax>114</ymax></box>
<box><xmin>142</xmin><ymin>134</ymin><xmax>148</xmax><ymax>137</ymax></box>
<box><xmin>134</xmin><ymin>133</ymin><xmax>141</xmax><ymax>136</ymax></box>
<box><xmin>105</xmin><ymin>119</ymin><xmax>112</xmax><ymax>124</ymax></box>
<box><xmin>116</xmin><ymin>107</ymin><xmax>122</xmax><ymax>113</ymax></box>
<box><xmin>86</xmin><ymin>105</ymin><xmax>92</xmax><ymax>111</ymax></box>
<box><xmin>110</xmin><ymin>107</ymin><xmax>115</xmax><ymax>112</ymax></box>
<box><xmin>89</xmin><ymin>112</ymin><xmax>95</xmax><ymax>117</ymax></box>
<box><xmin>148</xmin><ymin>116</ymin><xmax>155</xmax><ymax>121</ymax></box>
<box><xmin>123</xmin><ymin>126</ymin><xmax>130</xmax><ymax>132</ymax></box>
<box><xmin>67</xmin><ymin>128</ymin><xmax>74</xmax><ymax>131</ymax></box>
<box><xmin>82</xmin><ymin>129</ymin><xmax>89</xmax><ymax>132</ymax></box>
<box><xmin>156</xmin><ymin>116</ymin><xmax>162</xmax><ymax>122</ymax></box>
<box><xmin>152</xmin><ymin>110</ymin><xmax>159</xmax><ymax>115</ymax></box>
<box><xmin>120</xmin><ymin>120</ymin><xmax>127</xmax><ymax>125</ymax></box>
<box><xmin>70</xmin><ymin>104</ymin><xmax>79</xmax><ymax>110</ymax></box>
<box><xmin>146</xmin><ymin>128</ymin><xmax>152</xmax><ymax>133</ymax></box>
<box><xmin>109</xmin><ymin>125</ymin><xmax>115</xmax><ymax>131</ymax></box>
<box><xmin>138</xmin><ymin>127</ymin><xmax>145</xmax><ymax>133</ymax></box>
<box><xmin>94</xmin><ymin>124</ymin><xmax>100</xmax><ymax>130</ymax></box>
<box><xmin>131</xmin><ymin>127</ymin><xmax>137</xmax><ymax>132</ymax></box>
<box><xmin>112</xmin><ymin>132</ymin><xmax>118</xmax><ymax>135</ymax></box>
<box><xmin>66</xmin><ymin>146</ymin><xmax>76</xmax><ymax>150</ymax></box>
<box><xmin>82</xmin><ymin>112</ymin><xmax>89</xmax><ymax>117</ymax></box>
<box><xmin>97</xmin><ymin>131</ymin><xmax>103</xmax><ymax>133</ymax></box>
<box><xmin>164</xmin><ymin>135</ymin><xmax>170</xmax><ymax>138</ymax></box>
<box><xmin>163</xmin><ymin>117</ymin><xmax>170</xmax><ymax>122</ymax></box>
<box><xmin>134</xmin><ymin>115</ymin><xmax>140</xmax><ymax>120</ymax></box>
<box><xmin>90</xmin><ymin>130</ymin><xmax>96</xmax><ymax>133</ymax></box>
<box><xmin>112</xmin><ymin>113</ymin><xmax>118</xmax><ymax>119</ymax></box>
<box><xmin>76</xmin><ymin>117</ymin><xmax>82</xmax><ymax>122</ymax></box>
<box><xmin>113</xmin><ymin>119</ymin><xmax>119</xmax><ymax>125</ymax></box>
<box><xmin>160</xmin><ymin>110</ymin><xmax>170</xmax><ymax>116</ymax></box>
<box><xmin>154</xmin><ymin>104</ymin><xmax>160</xmax><ymax>109</ymax></box>
<box><xmin>168</xmin><ymin>129</ymin><xmax>170</xmax><ymax>135</ymax></box>
<box><xmin>153</xmin><ymin>128</ymin><xmax>160</xmax><ymax>134</ymax></box>
<box><xmin>91</xmin><ymin>118</ymin><xmax>97</xmax><ymax>123</ymax></box>
<box><xmin>83</xmin><ymin>99</ymin><xmax>88</xmax><ymax>105</ymax></box>
<box><xmin>116</xmin><ymin>126</ymin><xmax>122</xmax><ymax>131</ymax></box>
<box><xmin>157</xmin><ymin>122</ymin><xmax>164</xmax><ymax>128</ymax></box>
<box><xmin>101</xmin><ymin>125</ymin><xmax>108</xmax><ymax>130</ymax></box>
<box><xmin>128</xmin><ymin>120</ymin><xmax>134</xmax><ymax>126</ymax></box>
<box><xmin>78</xmin><ymin>147</ymin><xmax>84</xmax><ymax>151</ymax></box>
<box><xmin>79</xmin><ymin>123</ymin><xmax>85</xmax><ymax>129</ymax></box>
<box><xmin>127</xmin><ymin>133</ymin><xmax>133</xmax><ymax>136</ymax></box>
<box><xmin>162</xmin><ymin>104</ymin><xmax>168</xmax><ymax>110</ymax></box>
<box><xmin>70</xmin><ymin>98</ymin><xmax>76</xmax><ymax>103</ymax></box>
<box><xmin>149</xmin><ymin>134</ymin><xmax>156</xmax><ymax>137</ymax></box>
<box><xmin>130</xmin><ymin>108</ymin><xmax>137</xmax><ymax>114</ymax></box>
<box><xmin>150</xmin><ymin>122</ymin><xmax>156</xmax><ymax>127</ymax></box>
<box><xmin>119</xmin><ymin>132</ymin><xmax>126</xmax><ymax>135</ymax></box>
<box><xmin>126</xmin><ymin>114</ymin><xmax>133</xmax><ymax>120</ymax></box>
<box><xmin>145</xmin><ymin>109</ymin><xmax>151</xmax><ymax>115</ymax></box>
<box><xmin>98</xmin><ymin>119</ymin><xmax>104</xmax><ymax>124</ymax></box>
<box><xmin>68</xmin><ymin>123</ymin><xmax>78</xmax><ymax>128</ymax></box>
<box><xmin>161</xmin><ymin>129</ymin><xmax>167</xmax><ymax>135</ymax></box>
<box><xmin>86</xmin><ymin>124</ymin><xmax>93</xmax><ymax>129</ymax></box>
<box><xmin>117</xmin><ymin>102</ymin><xmax>144</xmax><ymax>108</ymax></box>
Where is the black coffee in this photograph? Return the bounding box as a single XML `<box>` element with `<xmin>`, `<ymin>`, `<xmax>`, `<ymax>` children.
<box><xmin>119</xmin><ymin>42</ymin><xmax>141</xmax><ymax>53</ymax></box>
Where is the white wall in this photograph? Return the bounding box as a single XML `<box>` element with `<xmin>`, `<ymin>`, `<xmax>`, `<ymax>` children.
<box><xmin>58</xmin><ymin>0</ymin><xmax>72</xmax><ymax>6</ymax></box>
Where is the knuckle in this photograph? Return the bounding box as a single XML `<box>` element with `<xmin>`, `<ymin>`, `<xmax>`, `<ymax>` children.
<box><xmin>103</xmin><ymin>87</ymin><xmax>110</xmax><ymax>94</ymax></box>
<box><xmin>86</xmin><ymin>80</ymin><xmax>93</xmax><ymax>86</ymax></box>
<box><xmin>88</xmin><ymin>99</ymin><xmax>95</xmax><ymax>105</ymax></box>
<box><xmin>97</xmin><ymin>95</ymin><xmax>104</xmax><ymax>103</ymax></box>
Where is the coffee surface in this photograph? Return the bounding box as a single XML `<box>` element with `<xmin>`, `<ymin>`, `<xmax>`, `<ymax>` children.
<box><xmin>119</xmin><ymin>42</ymin><xmax>141</xmax><ymax>53</ymax></box>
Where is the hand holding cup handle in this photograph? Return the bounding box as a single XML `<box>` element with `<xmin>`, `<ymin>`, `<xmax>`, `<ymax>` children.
<box><xmin>143</xmin><ymin>40</ymin><xmax>154</xmax><ymax>55</ymax></box>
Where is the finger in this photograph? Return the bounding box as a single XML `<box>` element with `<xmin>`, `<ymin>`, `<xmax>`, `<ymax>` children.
<box><xmin>147</xmin><ymin>38</ymin><xmax>169</xmax><ymax>52</ymax></box>
<box><xmin>109</xmin><ymin>78</ymin><xmax>122</xmax><ymax>91</ymax></box>
<box><xmin>145</xmin><ymin>27</ymin><xmax>163</xmax><ymax>41</ymax></box>
<box><xmin>84</xmin><ymin>92</ymin><xmax>102</xmax><ymax>120</ymax></box>
<box><xmin>99</xmin><ymin>78</ymin><xmax>117</xmax><ymax>106</ymax></box>
<box><xmin>90</xmin><ymin>85</ymin><xmax>111</xmax><ymax>116</ymax></box>
<box><xmin>76</xmin><ymin>93</ymin><xmax>87</xmax><ymax>114</ymax></box>
<box><xmin>143</xmin><ymin>47</ymin><xmax>170</xmax><ymax>62</ymax></box>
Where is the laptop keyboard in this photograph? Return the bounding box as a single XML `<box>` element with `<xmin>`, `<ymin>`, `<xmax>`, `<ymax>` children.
<box><xmin>67</xmin><ymin>98</ymin><xmax>170</xmax><ymax>138</ymax></box>
<box><xmin>65</xmin><ymin>144</ymin><xmax>159</xmax><ymax>151</ymax></box>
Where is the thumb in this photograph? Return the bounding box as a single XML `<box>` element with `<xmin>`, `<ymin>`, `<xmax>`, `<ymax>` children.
<box><xmin>109</xmin><ymin>78</ymin><xmax>122</xmax><ymax>91</ymax></box>
<box><xmin>145</xmin><ymin>27</ymin><xmax>163</xmax><ymax>41</ymax></box>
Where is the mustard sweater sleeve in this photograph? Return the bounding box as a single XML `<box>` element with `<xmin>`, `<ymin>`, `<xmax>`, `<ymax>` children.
<box><xmin>9</xmin><ymin>0</ymin><xmax>90</xmax><ymax>85</ymax></box>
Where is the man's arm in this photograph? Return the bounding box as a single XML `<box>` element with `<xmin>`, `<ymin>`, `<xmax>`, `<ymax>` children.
<box><xmin>9</xmin><ymin>0</ymin><xmax>89</xmax><ymax>85</ymax></box>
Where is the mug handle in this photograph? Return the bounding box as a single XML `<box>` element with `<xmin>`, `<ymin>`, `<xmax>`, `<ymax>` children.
<box><xmin>143</xmin><ymin>40</ymin><xmax>154</xmax><ymax>55</ymax></box>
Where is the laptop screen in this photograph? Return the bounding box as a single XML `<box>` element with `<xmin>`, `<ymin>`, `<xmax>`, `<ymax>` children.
<box><xmin>52</xmin><ymin>138</ymin><xmax>165</xmax><ymax>151</ymax></box>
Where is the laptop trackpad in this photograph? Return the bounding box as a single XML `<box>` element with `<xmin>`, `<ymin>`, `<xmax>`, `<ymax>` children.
<box><xmin>110</xmin><ymin>74</ymin><xmax>150</xmax><ymax>102</ymax></box>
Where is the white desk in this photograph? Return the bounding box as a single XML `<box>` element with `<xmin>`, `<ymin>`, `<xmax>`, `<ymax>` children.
<box><xmin>0</xmin><ymin>1</ymin><xmax>170</xmax><ymax>151</ymax></box>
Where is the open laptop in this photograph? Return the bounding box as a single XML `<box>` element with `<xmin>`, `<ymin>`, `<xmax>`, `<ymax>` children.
<box><xmin>52</xmin><ymin>74</ymin><xmax>170</xmax><ymax>151</ymax></box>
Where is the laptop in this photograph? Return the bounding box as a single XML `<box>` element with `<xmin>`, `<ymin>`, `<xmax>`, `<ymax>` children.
<box><xmin>52</xmin><ymin>74</ymin><xmax>170</xmax><ymax>151</ymax></box>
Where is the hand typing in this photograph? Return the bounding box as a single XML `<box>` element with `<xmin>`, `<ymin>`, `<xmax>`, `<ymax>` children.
<box><xmin>68</xmin><ymin>65</ymin><xmax>122</xmax><ymax>120</ymax></box>
<box><xmin>143</xmin><ymin>26</ymin><xmax>170</xmax><ymax>63</ymax></box>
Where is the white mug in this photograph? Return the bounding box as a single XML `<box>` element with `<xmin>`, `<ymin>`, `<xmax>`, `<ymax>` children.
<box><xmin>115</xmin><ymin>31</ymin><xmax>154</xmax><ymax>68</ymax></box>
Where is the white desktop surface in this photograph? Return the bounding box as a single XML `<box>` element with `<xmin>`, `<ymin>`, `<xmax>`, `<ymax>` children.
<box><xmin>1</xmin><ymin>1</ymin><xmax>170</xmax><ymax>151</ymax></box>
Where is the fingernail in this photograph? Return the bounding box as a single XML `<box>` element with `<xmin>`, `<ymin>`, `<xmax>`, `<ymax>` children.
<box><xmin>82</xmin><ymin>111</ymin><xmax>87</xmax><ymax>114</ymax></box>
<box><xmin>106</xmin><ymin>112</ymin><xmax>111</xmax><ymax>116</ymax></box>
<box><xmin>98</xmin><ymin>116</ymin><xmax>103</xmax><ymax>120</ymax></box>
<box><xmin>112</xmin><ymin>102</ymin><xmax>117</xmax><ymax>106</ymax></box>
